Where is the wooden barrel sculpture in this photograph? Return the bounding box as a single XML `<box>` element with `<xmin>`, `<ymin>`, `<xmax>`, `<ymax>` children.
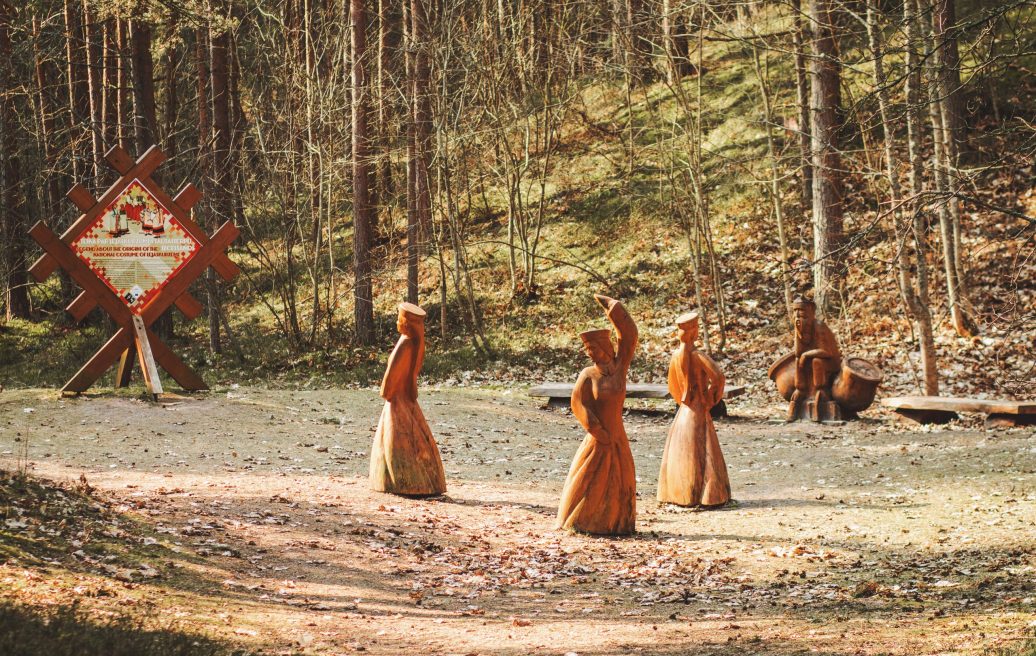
<box><xmin>831</xmin><ymin>357</ymin><xmax>883</xmax><ymax>412</ymax></box>
<box><xmin>767</xmin><ymin>353</ymin><xmax>797</xmax><ymax>401</ymax></box>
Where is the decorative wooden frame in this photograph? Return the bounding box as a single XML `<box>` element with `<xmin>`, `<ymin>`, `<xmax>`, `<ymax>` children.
<box><xmin>28</xmin><ymin>145</ymin><xmax>239</xmax><ymax>396</ymax></box>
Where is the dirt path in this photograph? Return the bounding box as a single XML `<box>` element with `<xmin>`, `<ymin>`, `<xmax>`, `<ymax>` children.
<box><xmin>2</xmin><ymin>386</ymin><xmax>1035</xmax><ymax>655</ymax></box>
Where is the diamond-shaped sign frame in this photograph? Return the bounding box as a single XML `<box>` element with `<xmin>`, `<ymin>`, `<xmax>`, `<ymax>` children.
<box><xmin>70</xmin><ymin>178</ymin><xmax>202</xmax><ymax>312</ymax></box>
<box><xmin>28</xmin><ymin>145</ymin><xmax>240</xmax><ymax>395</ymax></box>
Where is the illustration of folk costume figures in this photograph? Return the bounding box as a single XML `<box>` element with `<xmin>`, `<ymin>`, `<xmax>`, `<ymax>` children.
<box><xmin>557</xmin><ymin>294</ymin><xmax>639</xmax><ymax>536</ymax></box>
<box><xmin>657</xmin><ymin>312</ymin><xmax>731</xmax><ymax>507</ymax></box>
<box><xmin>788</xmin><ymin>297</ymin><xmax>843</xmax><ymax>422</ymax></box>
<box><xmin>369</xmin><ymin>303</ymin><xmax>447</xmax><ymax>496</ymax></box>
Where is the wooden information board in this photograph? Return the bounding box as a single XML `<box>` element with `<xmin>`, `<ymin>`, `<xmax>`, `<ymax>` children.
<box><xmin>28</xmin><ymin>145</ymin><xmax>239</xmax><ymax>397</ymax></box>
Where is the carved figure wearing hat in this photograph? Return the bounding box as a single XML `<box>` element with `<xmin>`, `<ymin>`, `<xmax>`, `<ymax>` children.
<box><xmin>369</xmin><ymin>303</ymin><xmax>447</xmax><ymax>496</ymax></box>
<box><xmin>556</xmin><ymin>294</ymin><xmax>638</xmax><ymax>535</ymax></box>
<box><xmin>789</xmin><ymin>297</ymin><xmax>842</xmax><ymax>421</ymax></box>
<box><xmin>657</xmin><ymin>312</ymin><xmax>731</xmax><ymax>507</ymax></box>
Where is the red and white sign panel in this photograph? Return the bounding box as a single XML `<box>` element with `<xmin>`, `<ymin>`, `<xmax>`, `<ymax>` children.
<box><xmin>70</xmin><ymin>179</ymin><xmax>200</xmax><ymax>312</ymax></box>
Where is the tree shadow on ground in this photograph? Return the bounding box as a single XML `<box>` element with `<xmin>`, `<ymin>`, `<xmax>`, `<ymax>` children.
<box><xmin>431</xmin><ymin>493</ymin><xmax>556</xmax><ymax>517</ymax></box>
<box><xmin>0</xmin><ymin>598</ymin><xmax>232</xmax><ymax>656</ymax></box>
<box><xmin>4</xmin><ymin>467</ymin><xmax>1033</xmax><ymax>655</ymax></box>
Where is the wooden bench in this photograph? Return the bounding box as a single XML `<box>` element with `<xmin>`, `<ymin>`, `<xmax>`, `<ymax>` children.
<box><xmin>529</xmin><ymin>382</ymin><xmax>745</xmax><ymax>417</ymax></box>
<box><xmin>882</xmin><ymin>396</ymin><xmax>1036</xmax><ymax>427</ymax></box>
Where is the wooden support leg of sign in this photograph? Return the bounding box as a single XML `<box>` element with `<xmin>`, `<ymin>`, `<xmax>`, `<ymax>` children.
<box><xmin>131</xmin><ymin>315</ymin><xmax>163</xmax><ymax>400</ymax></box>
<box><xmin>115</xmin><ymin>349</ymin><xmax>134</xmax><ymax>388</ymax></box>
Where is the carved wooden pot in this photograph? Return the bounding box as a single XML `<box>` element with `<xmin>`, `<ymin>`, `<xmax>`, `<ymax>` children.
<box><xmin>768</xmin><ymin>352</ymin><xmax>797</xmax><ymax>402</ymax></box>
<box><xmin>831</xmin><ymin>357</ymin><xmax>883</xmax><ymax>412</ymax></box>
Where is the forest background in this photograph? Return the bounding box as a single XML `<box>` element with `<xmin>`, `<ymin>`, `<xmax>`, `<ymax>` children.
<box><xmin>0</xmin><ymin>0</ymin><xmax>1033</xmax><ymax>400</ymax></box>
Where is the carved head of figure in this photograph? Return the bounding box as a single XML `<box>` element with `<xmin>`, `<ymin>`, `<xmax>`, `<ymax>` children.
<box><xmin>793</xmin><ymin>297</ymin><xmax>816</xmax><ymax>344</ymax></box>
<box><xmin>580</xmin><ymin>329</ymin><xmax>616</xmax><ymax>376</ymax></box>
<box><xmin>676</xmin><ymin>311</ymin><xmax>699</xmax><ymax>347</ymax></box>
<box><xmin>397</xmin><ymin>302</ymin><xmax>427</xmax><ymax>338</ymax></box>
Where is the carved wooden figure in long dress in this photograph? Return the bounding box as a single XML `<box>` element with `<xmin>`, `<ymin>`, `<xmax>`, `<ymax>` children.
<box><xmin>557</xmin><ymin>294</ymin><xmax>639</xmax><ymax>535</ymax></box>
<box><xmin>657</xmin><ymin>312</ymin><xmax>731</xmax><ymax>507</ymax></box>
<box><xmin>369</xmin><ymin>303</ymin><xmax>447</xmax><ymax>496</ymax></box>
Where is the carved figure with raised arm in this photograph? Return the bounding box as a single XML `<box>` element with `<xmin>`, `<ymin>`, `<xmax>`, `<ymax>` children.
<box><xmin>557</xmin><ymin>294</ymin><xmax>639</xmax><ymax>536</ymax></box>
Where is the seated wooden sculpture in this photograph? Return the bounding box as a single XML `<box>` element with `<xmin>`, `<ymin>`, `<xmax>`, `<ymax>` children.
<box><xmin>369</xmin><ymin>303</ymin><xmax>447</xmax><ymax>496</ymax></box>
<box><xmin>769</xmin><ymin>297</ymin><xmax>882</xmax><ymax>422</ymax></box>
<box><xmin>657</xmin><ymin>312</ymin><xmax>731</xmax><ymax>507</ymax></box>
<box><xmin>556</xmin><ymin>294</ymin><xmax>638</xmax><ymax>536</ymax></box>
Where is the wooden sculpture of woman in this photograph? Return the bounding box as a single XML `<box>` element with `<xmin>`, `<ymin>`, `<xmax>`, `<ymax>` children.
<box><xmin>557</xmin><ymin>294</ymin><xmax>639</xmax><ymax>536</ymax></box>
<box><xmin>369</xmin><ymin>303</ymin><xmax>447</xmax><ymax>497</ymax></box>
<box><xmin>657</xmin><ymin>312</ymin><xmax>731</xmax><ymax>507</ymax></box>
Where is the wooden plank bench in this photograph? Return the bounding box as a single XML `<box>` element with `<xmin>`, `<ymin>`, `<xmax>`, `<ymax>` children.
<box><xmin>529</xmin><ymin>382</ymin><xmax>746</xmax><ymax>418</ymax></box>
<box><xmin>882</xmin><ymin>396</ymin><xmax>1036</xmax><ymax>427</ymax></box>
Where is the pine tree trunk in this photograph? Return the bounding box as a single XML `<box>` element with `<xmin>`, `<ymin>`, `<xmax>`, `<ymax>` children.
<box><xmin>807</xmin><ymin>0</ymin><xmax>843</xmax><ymax>317</ymax></box>
<box><xmin>196</xmin><ymin>28</ymin><xmax>220</xmax><ymax>354</ymax></box>
<box><xmin>412</xmin><ymin>0</ymin><xmax>432</xmax><ymax>256</ymax></box>
<box><xmin>209</xmin><ymin>19</ymin><xmax>233</xmax><ymax>354</ymax></box>
<box><xmin>376</xmin><ymin>0</ymin><xmax>394</xmax><ymax>232</ymax></box>
<box><xmin>102</xmin><ymin>19</ymin><xmax>118</xmax><ymax>149</ymax></box>
<box><xmin>0</xmin><ymin>0</ymin><xmax>29</xmax><ymax>320</ymax></box>
<box><xmin>64</xmin><ymin>0</ymin><xmax>89</xmax><ymax>180</ymax></box>
<box><xmin>84</xmin><ymin>1</ymin><xmax>104</xmax><ymax>187</ymax></box>
<box><xmin>405</xmin><ymin>0</ymin><xmax>419</xmax><ymax>304</ymax></box>
<box><xmin>32</xmin><ymin>17</ymin><xmax>62</xmax><ymax>228</ymax></box>
<box><xmin>130</xmin><ymin>20</ymin><xmax>158</xmax><ymax>152</ymax></box>
<box><xmin>117</xmin><ymin>20</ymin><xmax>131</xmax><ymax>147</ymax></box>
<box><xmin>162</xmin><ymin>16</ymin><xmax>179</xmax><ymax>146</ymax></box>
<box><xmin>352</xmin><ymin>0</ymin><xmax>375</xmax><ymax>345</ymax></box>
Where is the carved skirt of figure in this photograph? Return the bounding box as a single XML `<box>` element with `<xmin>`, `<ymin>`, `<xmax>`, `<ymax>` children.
<box><xmin>557</xmin><ymin>431</ymin><xmax>636</xmax><ymax>535</ymax></box>
<box><xmin>370</xmin><ymin>400</ymin><xmax>446</xmax><ymax>496</ymax></box>
<box><xmin>657</xmin><ymin>403</ymin><xmax>730</xmax><ymax>507</ymax></box>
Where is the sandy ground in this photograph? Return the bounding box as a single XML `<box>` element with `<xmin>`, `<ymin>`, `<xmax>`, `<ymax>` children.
<box><xmin>1</xmin><ymin>385</ymin><xmax>1035</xmax><ymax>655</ymax></box>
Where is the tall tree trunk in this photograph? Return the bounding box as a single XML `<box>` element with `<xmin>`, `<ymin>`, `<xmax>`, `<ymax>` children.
<box><xmin>610</xmin><ymin>0</ymin><xmax>624</xmax><ymax>65</ymax></box>
<box><xmin>662</xmin><ymin>0</ymin><xmax>673</xmax><ymax>84</ymax></box>
<box><xmin>64</xmin><ymin>0</ymin><xmax>89</xmax><ymax>181</ymax></box>
<box><xmin>102</xmin><ymin>19</ymin><xmax>118</xmax><ymax>149</ymax></box>
<box><xmin>868</xmin><ymin>0</ymin><xmax>938</xmax><ymax>395</ymax></box>
<box><xmin>209</xmin><ymin>18</ymin><xmax>233</xmax><ymax>354</ymax></box>
<box><xmin>229</xmin><ymin>31</ymin><xmax>246</xmax><ymax>228</ymax></box>
<box><xmin>905</xmin><ymin>0</ymin><xmax>939</xmax><ymax>395</ymax></box>
<box><xmin>130</xmin><ymin>19</ymin><xmax>158</xmax><ymax>152</ymax></box>
<box><xmin>352</xmin><ymin>0</ymin><xmax>375</xmax><ymax>344</ymax></box>
<box><xmin>791</xmin><ymin>0</ymin><xmax>812</xmax><ymax>211</ymax></box>
<box><xmin>932</xmin><ymin>0</ymin><xmax>964</xmax><ymax>152</ymax></box>
<box><xmin>33</xmin><ymin>17</ymin><xmax>62</xmax><ymax>226</ymax></box>
<box><xmin>162</xmin><ymin>16</ymin><xmax>179</xmax><ymax>147</ymax></box>
<box><xmin>196</xmin><ymin>28</ymin><xmax>220</xmax><ymax>353</ymax></box>
<box><xmin>117</xmin><ymin>19</ymin><xmax>130</xmax><ymax>147</ymax></box>
<box><xmin>0</xmin><ymin>0</ymin><xmax>30</xmax><ymax>319</ymax></box>
<box><xmin>412</xmin><ymin>0</ymin><xmax>432</xmax><ymax>267</ymax></box>
<box><xmin>405</xmin><ymin>0</ymin><xmax>419</xmax><ymax>304</ymax></box>
<box><xmin>808</xmin><ymin>0</ymin><xmax>843</xmax><ymax>317</ymax></box>
<box><xmin>929</xmin><ymin>0</ymin><xmax>972</xmax><ymax>331</ymax></box>
<box><xmin>918</xmin><ymin>0</ymin><xmax>973</xmax><ymax>337</ymax></box>
<box><xmin>84</xmin><ymin>1</ymin><xmax>104</xmax><ymax>187</ymax></box>
<box><xmin>376</xmin><ymin>0</ymin><xmax>394</xmax><ymax>234</ymax></box>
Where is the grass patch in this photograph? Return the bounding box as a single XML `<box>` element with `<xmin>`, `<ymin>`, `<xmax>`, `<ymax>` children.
<box><xmin>0</xmin><ymin>599</ymin><xmax>231</xmax><ymax>656</ymax></box>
